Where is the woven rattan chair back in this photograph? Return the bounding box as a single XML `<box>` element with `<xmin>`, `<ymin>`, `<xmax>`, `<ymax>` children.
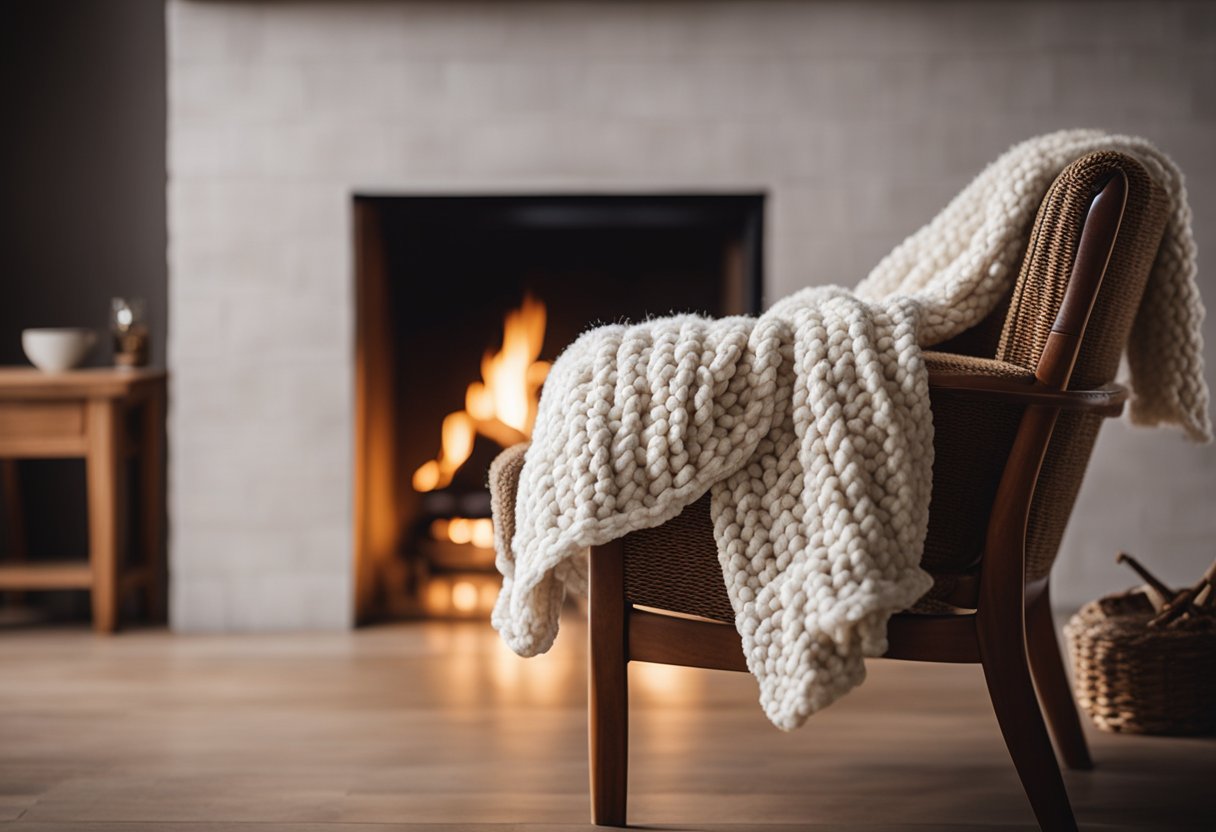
<box><xmin>997</xmin><ymin>153</ymin><xmax>1169</xmax><ymax>579</ymax></box>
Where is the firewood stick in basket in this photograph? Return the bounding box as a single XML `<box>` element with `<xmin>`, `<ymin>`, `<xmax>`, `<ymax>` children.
<box><xmin>1116</xmin><ymin>551</ymin><xmax>1176</xmax><ymax>612</ymax></box>
<box><xmin>1148</xmin><ymin>575</ymin><xmax>1213</xmax><ymax>628</ymax></box>
<box><xmin>1191</xmin><ymin>557</ymin><xmax>1216</xmax><ymax>609</ymax></box>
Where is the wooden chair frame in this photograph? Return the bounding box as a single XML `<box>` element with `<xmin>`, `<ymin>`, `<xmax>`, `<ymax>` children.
<box><xmin>588</xmin><ymin>171</ymin><xmax>1131</xmax><ymax>832</ymax></box>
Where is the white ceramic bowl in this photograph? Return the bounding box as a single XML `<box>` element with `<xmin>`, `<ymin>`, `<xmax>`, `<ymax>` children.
<box><xmin>22</xmin><ymin>328</ymin><xmax>98</xmax><ymax>372</ymax></box>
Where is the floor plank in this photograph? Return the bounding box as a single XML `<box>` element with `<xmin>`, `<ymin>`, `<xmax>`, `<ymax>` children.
<box><xmin>0</xmin><ymin>615</ymin><xmax>1211</xmax><ymax>830</ymax></box>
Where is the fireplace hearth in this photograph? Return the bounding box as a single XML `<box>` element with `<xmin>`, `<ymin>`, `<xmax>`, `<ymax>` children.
<box><xmin>354</xmin><ymin>194</ymin><xmax>763</xmax><ymax>621</ymax></box>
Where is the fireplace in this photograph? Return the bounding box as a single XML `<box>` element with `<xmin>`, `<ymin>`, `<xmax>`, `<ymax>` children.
<box><xmin>354</xmin><ymin>194</ymin><xmax>764</xmax><ymax>621</ymax></box>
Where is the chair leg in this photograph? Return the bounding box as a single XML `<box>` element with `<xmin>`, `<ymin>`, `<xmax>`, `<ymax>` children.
<box><xmin>978</xmin><ymin>607</ymin><xmax>1078</xmax><ymax>832</ymax></box>
<box><xmin>589</xmin><ymin>542</ymin><xmax>628</xmax><ymax>827</ymax></box>
<box><xmin>1026</xmin><ymin>584</ymin><xmax>1093</xmax><ymax>771</ymax></box>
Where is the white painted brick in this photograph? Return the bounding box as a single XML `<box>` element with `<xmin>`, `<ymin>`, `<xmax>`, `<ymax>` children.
<box><xmin>172</xmin><ymin>570</ymin><xmax>350</xmax><ymax>631</ymax></box>
<box><xmin>301</xmin><ymin>61</ymin><xmax>447</xmax><ymax>119</ymax></box>
<box><xmin>439</xmin><ymin>61</ymin><xmax>587</xmax><ymax>118</ymax></box>
<box><xmin>280</xmin><ymin>236</ymin><xmax>348</xmax><ymax>295</ymax></box>
<box><xmin>172</xmin><ymin>362</ymin><xmax>351</xmax><ymax>450</ymax></box>
<box><xmin>172</xmin><ymin>526</ymin><xmax>349</xmax><ymax>575</ymax></box>
<box><xmin>259</xmin><ymin>2</ymin><xmax>515</xmax><ymax>62</ymax></box>
<box><xmin>366</xmin><ymin>124</ymin><xmax>463</xmax><ymax>182</ymax></box>
<box><xmin>172</xmin><ymin>431</ymin><xmax>349</xmax><ymax>530</ymax></box>
<box><xmin>232</xmin><ymin>571</ymin><xmax>351</xmax><ymax>630</ymax></box>
<box><xmin>1050</xmin><ymin>51</ymin><xmax>1193</xmax><ymax>120</ymax></box>
<box><xmin>170</xmin><ymin>574</ymin><xmax>232</xmax><ymax>633</ymax></box>
<box><xmin>1031</xmin><ymin>1</ymin><xmax>1187</xmax><ymax>51</ymax></box>
<box><xmin>167</xmin><ymin>0</ymin><xmax>265</xmax><ymax>63</ymax></box>
<box><xmin>223</xmin><ymin>288</ymin><xmax>351</xmax><ymax>361</ymax></box>
<box><xmin>166</xmin><ymin>294</ymin><xmax>230</xmax><ymax>363</ymax></box>
<box><xmin>452</xmin><ymin>117</ymin><xmax>617</xmax><ymax>180</ymax></box>
<box><xmin>170</xmin><ymin>123</ymin><xmax>269</xmax><ymax>178</ymax></box>
<box><xmin>168</xmin><ymin>180</ymin><xmax>348</xmax><ymax>279</ymax></box>
<box><xmin>170</xmin><ymin>63</ymin><xmax>305</xmax><ymax>125</ymax></box>
<box><xmin>253</xmin><ymin>121</ymin><xmax>381</xmax><ymax>181</ymax></box>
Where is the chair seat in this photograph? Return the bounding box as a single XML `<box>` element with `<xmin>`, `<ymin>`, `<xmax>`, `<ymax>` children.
<box><xmin>618</xmin><ymin>349</ymin><xmax>1037</xmax><ymax>624</ymax></box>
<box><xmin>622</xmin><ymin>494</ymin><xmax>980</xmax><ymax>623</ymax></box>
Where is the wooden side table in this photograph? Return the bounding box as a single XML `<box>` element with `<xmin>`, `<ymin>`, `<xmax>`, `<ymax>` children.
<box><xmin>0</xmin><ymin>368</ymin><xmax>166</xmax><ymax>632</ymax></box>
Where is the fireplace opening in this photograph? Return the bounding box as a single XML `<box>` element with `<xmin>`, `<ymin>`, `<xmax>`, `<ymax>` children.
<box><xmin>354</xmin><ymin>194</ymin><xmax>764</xmax><ymax>622</ymax></box>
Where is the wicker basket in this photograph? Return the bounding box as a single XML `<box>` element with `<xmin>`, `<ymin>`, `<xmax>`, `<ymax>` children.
<box><xmin>1065</xmin><ymin>588</ymin><xmax>1216</xmax><ymax>736</ymax></box>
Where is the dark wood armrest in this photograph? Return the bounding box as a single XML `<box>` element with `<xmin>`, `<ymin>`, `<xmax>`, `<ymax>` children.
<box><xmin>928</xmin><ymin>373</ymin><xmax>1128</xmax><ymax>416</ymax></box>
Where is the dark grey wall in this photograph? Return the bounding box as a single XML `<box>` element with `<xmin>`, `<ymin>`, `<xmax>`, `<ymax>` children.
<box><xmin>0</xmin><ymin>0</ymin><xmax>166</xmax><ymax>367</ymax></box>
<box><xmin>0</xmin><ymin>1</ymin><xmax>166</xmax><ymax>585</ymax></box>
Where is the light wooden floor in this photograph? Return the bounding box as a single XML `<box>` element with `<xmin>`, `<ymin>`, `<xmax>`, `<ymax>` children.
<box><xmin>0</xmin><ymin>614</ymin><xmax>1211</xmax><ymax>832</ymax></box>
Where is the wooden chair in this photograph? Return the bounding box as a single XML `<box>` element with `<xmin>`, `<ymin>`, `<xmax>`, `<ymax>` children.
<box><xmin>583</xmin><ymin>152</ymin><xmax>1171</xmax><ymax>832</ymax></box>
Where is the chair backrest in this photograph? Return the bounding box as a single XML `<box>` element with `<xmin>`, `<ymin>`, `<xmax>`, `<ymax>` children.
<box><xmin>936</xmin><ymin>151</ymin><xmax>1170</xmax><ymax>581</ymax></box>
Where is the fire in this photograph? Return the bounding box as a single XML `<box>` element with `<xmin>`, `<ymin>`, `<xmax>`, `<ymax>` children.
<box><xmin>412</xmin><ymin>295</ymin><xmax>550</xmax><ymax>492</ymax></box>
<box><xmin>430</xmin><ymin>517</ymin><xmax>495</xmax><ymax>548</ymax></box>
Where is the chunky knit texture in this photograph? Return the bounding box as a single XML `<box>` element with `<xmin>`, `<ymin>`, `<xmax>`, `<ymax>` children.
<box><xmin>490</xmin><ymin>130</ymin><xmax>1211</xmax><ymax>731</ymax></box>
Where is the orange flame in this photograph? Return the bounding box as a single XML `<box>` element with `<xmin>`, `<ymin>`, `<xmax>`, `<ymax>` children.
<box><xmin>412</xmin><ymin>295</ymin><xmax>549</xmax><ymax>492</ymax></box>
<box><xmin>430</xmin><ymin>517</ymin><xmax>495</xmax><ymax>548</ymax></box>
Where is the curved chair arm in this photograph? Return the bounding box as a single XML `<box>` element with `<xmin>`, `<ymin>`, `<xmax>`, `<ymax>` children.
<box><xmin>928</xmin><ymin>373</ymin><xmax>1128</xmax><ymax>416</ymax></box>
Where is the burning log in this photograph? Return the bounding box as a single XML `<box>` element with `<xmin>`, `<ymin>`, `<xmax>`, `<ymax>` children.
<box><xmin>406</xmin><ymin>296</ymin><xmax>549</xmax><ymax>619</ymax></box>
<box><xmin>476</xmin><ymin>418</ymin><xmax>528</xmax><ymax>450</ymax></box>
<box><xmin>413</xmin><ymin>294</ymin><xmax>548</xmax><ymax>493</ymax></box>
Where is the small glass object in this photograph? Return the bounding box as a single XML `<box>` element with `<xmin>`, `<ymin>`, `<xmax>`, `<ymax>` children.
<box><xmin>110</xmin><ymin>297</ymin><xmax>149</xmax><ymax>368</ymax></box>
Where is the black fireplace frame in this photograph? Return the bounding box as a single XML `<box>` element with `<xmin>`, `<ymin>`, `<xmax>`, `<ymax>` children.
<box><xmin>353</xmin><ymin>191</ymin><xmax>765</xmax><ymax>622</ymax></box>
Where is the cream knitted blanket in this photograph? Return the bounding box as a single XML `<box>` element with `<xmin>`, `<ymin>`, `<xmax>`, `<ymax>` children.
<box><xmin>490</xmin><ymin>130</ymin><xmax>1210</xmax><ymax>731</ymax></box>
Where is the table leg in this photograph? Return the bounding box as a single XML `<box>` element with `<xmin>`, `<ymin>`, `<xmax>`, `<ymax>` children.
<box><xmin>1</xmin><ymin>459</ymin><xmax>28</xmax><ymax>606</ymax></box>
<box><xmin>141</xmin><ymin>389</ymin><xmax>166</xmax><ymax>621</ymax></box>
<box><xmin>87</xmin><ymin>399</ymin><xmax>123</xmax><ymax>633</ymax></box>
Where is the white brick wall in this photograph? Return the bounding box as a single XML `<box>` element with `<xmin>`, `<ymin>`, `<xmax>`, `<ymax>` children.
<box><xmin>167</xmin><ymin>0</ymin><xmax>1216</xmax><ymax>630</ymax></box>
